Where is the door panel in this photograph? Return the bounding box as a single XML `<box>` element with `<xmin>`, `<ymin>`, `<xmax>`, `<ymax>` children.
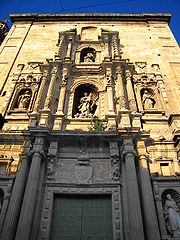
<box><xmin>51</xmin><ymin>195</ymin><xmax>113</xmax><ymax>240</ymax></box>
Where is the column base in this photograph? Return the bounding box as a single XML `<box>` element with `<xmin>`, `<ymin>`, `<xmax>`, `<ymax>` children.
<box><xmin>39</xmin><ymin>109</ymin><xmax>51</xmax><ymax>127</ymax></box>
<box><xmin>106</xmin><ymin>114</ymin><xmax>117</xmax><ymax>130</ymax></box>
<box><xmin>131</xmin><ymin>113</ymin><xmax>142</xmax><ymax>128</ymax></box>
<box><xmin>28</xmin><ymin>112</ymin><xmax>39</xmax><ymax>127</ymax></box>
<box><xmin>118</xmin><ymin>110</ymin><xmax>131</xmax><ymax>129</ymax></box>
<box><xmin>53</xmin><ymin>113</ymin><xmax>64</xmax><ymax>130</ymax></box>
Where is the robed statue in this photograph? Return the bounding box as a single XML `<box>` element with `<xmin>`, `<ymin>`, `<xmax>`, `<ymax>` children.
<box><xmin>164</xmin><ymin>194</ymin><xmax>180</xmax><ymax>238</ymax></box>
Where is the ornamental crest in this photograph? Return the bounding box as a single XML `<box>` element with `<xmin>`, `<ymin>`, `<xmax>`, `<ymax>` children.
<box><xmin>133</xmin><ymin>73</ymin><xmax>157</xmax><ymax>87</ymax></box>
<box><xmin>75</xmin><ymin>152</ymin><xmax>93</xmax><ymax>183</ymax></box>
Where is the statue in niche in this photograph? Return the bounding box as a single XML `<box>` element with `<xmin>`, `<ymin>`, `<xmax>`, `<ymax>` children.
<box><xmin>17</xmin><ymin>90</ymin><xmax>31</xmax><ymax>109</ymax></box>
<box><xmin>75</xmin><ymin>92</ymin><xmax>97</xmax><ymax>118</ymax></box>
<box><xmin>84</xmin><ymin>52</ymin><xmax>95</xmax><ymax>63</ymax></box>
<box><xmin>142</xmin><ymin>90</ymin><xmax>156</xmax><ymax>110</ymax></box>
<box><xmin>164</xmin><ymin>194</ymin><xmax>180</xmax><ymax>238</ymax></box>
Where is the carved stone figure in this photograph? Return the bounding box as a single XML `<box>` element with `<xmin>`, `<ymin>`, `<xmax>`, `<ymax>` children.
<box><xmin>84</xmin><ymin>53</ymin><xmax>94</xmax><ymax>62</ymax></box>
<box><xmin>142</xmin><ymin>90</ymin><xmax>156</xmax><ymax>110</ymax></box>
<box><xmin>76</xmin><ymin>92</ymin><xmax>96</xmax><ymax>118</ymax></box>
<box><xmin>164</xmin><ymin>194</ymin><xmax>180</xmax><ymax>238</ymax></box>
<box><xmin>17</xmin><ymin>90</ymin><xmax>31</xmax><ymax>109</ymax></box>
<box><xmin>111</xmin><ymin>153</ymin><xmax>120</xmax><ymax>181</ymax></box>
<box><xmin>47</xmin><ymin>156</ymin><xmax>56</xmax><ymax>180</ymax></box>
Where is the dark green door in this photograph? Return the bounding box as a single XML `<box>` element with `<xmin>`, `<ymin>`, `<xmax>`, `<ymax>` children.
<box><xmin>51</xmin><ymin>195</ymin><xmax>113</xmax><ymax>240</ymax></box>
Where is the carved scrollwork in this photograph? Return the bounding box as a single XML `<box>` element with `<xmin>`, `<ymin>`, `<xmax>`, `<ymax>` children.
<box><xmin>133</xmin><ymin>74</ymin><xmax>157</xmax><ymax>87</ymax></box>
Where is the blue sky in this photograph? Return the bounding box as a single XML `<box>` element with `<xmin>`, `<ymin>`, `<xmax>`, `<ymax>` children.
<box><xmin>0</xmin><ymin>0</ymin><xmax>180</xmax><ymax>46</ymax></box>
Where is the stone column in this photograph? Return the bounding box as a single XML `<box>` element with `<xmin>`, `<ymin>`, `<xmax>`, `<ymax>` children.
<box><xmin>15</xmin><ymin>137</ymin><xmax>46</xmax><ymax>240</ymax></box>
<box><xmin>39</xmin><ymin>66</ymin><xmax>58</xmax><ymax>127</ymax></box>
<box><xmin>53</xmin><ymin>68</ymin><xmax>68</xmax><ymax>130</ymax></box>
<box><xmin>65</xmin><ymin>37</ymin><xmax>72</xmax><ymax>60</ymax></box>
<box><xmin>125</xmin><ymin>69</ymin><xmax>137</xmax><ymax>112</ymax></box>
<box><xmin>115</xmin><ymin>66</ymin><xmax>126</xmax><ymax>110</ymax></box>
<box><xmin>122</xmin><ymin>138</ymin><xmax>145</xmax><ymax>240</ymax></box>
<box><xmin>105</xmin><ymin>68</ymin><xmax>116</xmax><ymax>128</ymax></box>
<box><xmin>29</xmin><ymin>69</ymin><xmax>49</xmax><ymax>127</ymax></box>
<box><xmin>1</xmin><ymin>140</ymin><xmax>32</xmax><ymax>240</ymax></box>
<box><xmin>137</xmin><ymin>140</ymin><xmax>161</xmax><ymax>240</ymax></box>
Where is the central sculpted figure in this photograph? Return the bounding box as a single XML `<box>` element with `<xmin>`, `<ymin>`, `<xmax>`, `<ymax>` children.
<box><xmin>142</xmin><ymin>90</ymin><xmax>155</xmax><ymax>110</ymax></box>
<box><xmin>18</xmin><ymin>90</ymin><xmax>31</xmax><ymax>109</ymax></box>
<box><xmin>84</xmin><ymin>53</ymin><xmax>94</xmax><ymax>63</ymax></box>
<box><xmin>75</xmin><ymin>92</ymin><xmax>96</xmax><ymax>118</ymax></box>
<box><xmin>164</xmin><ymin>194</ymin><xmax>180</xmax><ymax>238</ymax></box>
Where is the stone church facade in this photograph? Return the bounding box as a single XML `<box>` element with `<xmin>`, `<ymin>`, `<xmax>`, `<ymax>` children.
<box><xmin>0</xmin><ymin>13</ymin><xmax>179</xmax><ymax>240</ymax></box>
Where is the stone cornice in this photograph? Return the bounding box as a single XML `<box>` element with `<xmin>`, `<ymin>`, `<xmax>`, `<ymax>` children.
<box><xmin>9</xmin><ymin>13</ymin><xmax>172</xmax><ymax>24</ymax></box>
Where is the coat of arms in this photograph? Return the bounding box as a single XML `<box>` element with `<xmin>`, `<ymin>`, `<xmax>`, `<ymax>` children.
<box><xmin>75</xmin><ymin>152</ymin><xmax>93</xmax><ymax>184</ymax></box>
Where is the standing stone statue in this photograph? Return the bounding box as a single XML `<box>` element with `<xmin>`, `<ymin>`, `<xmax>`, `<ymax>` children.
<box><xmin>76</xmin><ymin>92</ymin><xmax>95</xmax><ymax>118</ymax></box>
<box><xmin>142</xmin><ymin>90</ymin><xmax>156</xmax><ymax>110</ymax></box>
<box><xmin>17</xmin><ymin>90</ymin><xmax>31</xmax><ymax>109</ymax></box>
<box><xmin>164</xmin><ymin>194</ymin><xmax>180</xmax><ymax>238</ymax></box>
<box><xmin>84</xmin><ymin>52</ymin><xmax>94</xmax><ymax>63</ymax></box>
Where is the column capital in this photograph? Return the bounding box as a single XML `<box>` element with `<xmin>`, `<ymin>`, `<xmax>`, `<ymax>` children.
<box><xmin>122</xmin><ymin>138</ymin><xmax>137</xmax><ymax>159</ymax></box>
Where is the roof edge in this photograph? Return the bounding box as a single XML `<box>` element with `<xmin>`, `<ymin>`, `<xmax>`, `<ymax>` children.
<box><xmin>9</xmin><ymin>13</ymin><xmax>172</xmax><ymax>24</ymax></box>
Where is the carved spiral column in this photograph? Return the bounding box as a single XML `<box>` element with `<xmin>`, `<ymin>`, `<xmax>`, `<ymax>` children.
<box><xmin>115</xmin><ymin>66</ymin><xmax>126</xmax><ymax>110</ymax></box>
<box><xmin>34</xmin><ymin>69</ymin><xmax>49</xmax><ymax>112</ymax></box>
<box><xmin>1</xmin><ymin>140</ymin><xmax>32</xmax><ymax>240</ymax></box>
<box><xmin>53</xmin><ymin>68</ymin><xmax>68</xmax><ymax>130</ymax></box>
<box><xmin>105</xmin><ymin>68</ymin><xmax>116</xmax><ymax>128</ymax></box>
<box><xmin>125</xmin><ymin>69</ymin><xmax>137</xmax><ymax>112</ymax></box>
<box><xmin>39</xmin><ymin>66</ymin><xmax>58</xmax><ymax>127</ymax></box>
<box><xmin>137</xmin><ymin>140</ymin><xmax>161</xmax><ymax>240</ymax></box>
<box><xmin>44</xmin><ymin>66</ymin><xmax>58</xmax><ymax>109</ymax></box>
<box><xmin>122</xmin><ymin>138</ymin><xmax>145</xmax><ymax>240</ymax></box>
<box><xmin>112</xmin><ymin>36</ymin><xmax>120</xmax><ymax>60</ymax></box>
<box><xmin>15</xmin><ymin>137</ymin><xmax>46</xmax><ymax>240</ymax></box>
<box><xmin>29</xmin><ymin>69</ymin><xmax>49</xmax><ymax>127</ymax></box>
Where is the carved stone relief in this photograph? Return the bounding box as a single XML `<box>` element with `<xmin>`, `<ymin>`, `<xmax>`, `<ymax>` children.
<box><xmin>111</xmin><ymin>153</ymin><xmax>120</xmax><ymax>181</ymax></box>
<box><xmin>74</xmin><ymin>152</ymin><xmax>93</xmax><ymax>184</ymax></box>
<box><xmin>47</xmin><ymin>154</ymin><xmax>57</xmax><ymax>180</ymax></box>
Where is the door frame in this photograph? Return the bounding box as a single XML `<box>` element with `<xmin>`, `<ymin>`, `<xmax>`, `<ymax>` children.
<box><xmin>39</xmin><ymin>184</ymin><xmax>122</xmax><ymax>240</ymax></box>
